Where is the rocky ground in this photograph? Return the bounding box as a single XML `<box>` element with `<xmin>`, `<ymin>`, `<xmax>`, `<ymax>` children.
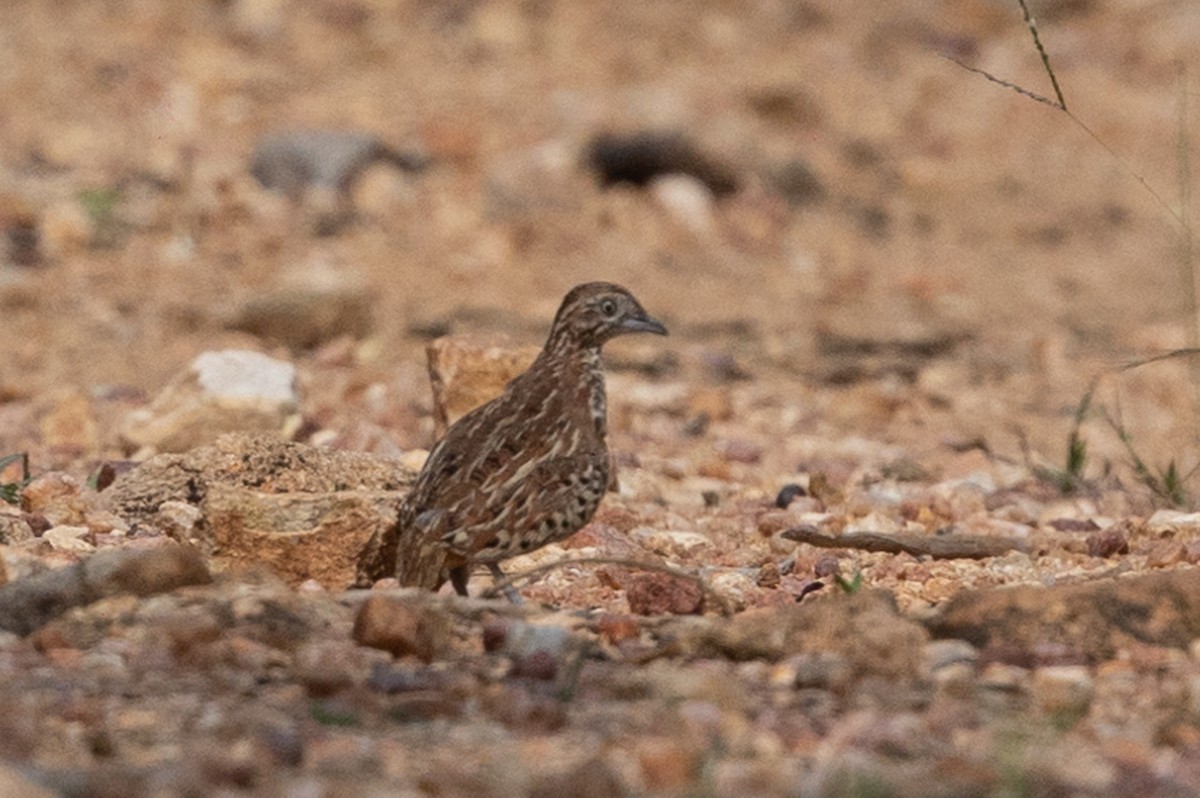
<box><xmin>2</xmin><ymin>0</ymin><xmax>1200</xmax><ymax>795</ymax></box>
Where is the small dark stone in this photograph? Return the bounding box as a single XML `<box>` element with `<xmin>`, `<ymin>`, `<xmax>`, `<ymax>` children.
<box><xmin>853</xmin><ymin>203</ymin><xmax>890</xmax><ymax>238</ymax></box>
<box><xmin>796</xmin><ymin>580</ymin><xmax>825</xmax><ymax>601</ymax></box>
<box><xmin>510</xmin><ymin>650</ymin><xmax>558</xmax><ymax>681</ymax></box>
<box><xmin>768</xmin><ymin>160</ymin><xmax>826</xmax><ymax>208</ymax></box>
<box><xmin>701</xmin><ymin>490</ymin><xmax>721</xmax><ymax>508</ymax></box>
<box><xmin>775</xmin><ymin>483</ymin><xmax>807</xmax><ymax>508</ymax></box>
<box><xmin>22</xmin><ymin>513</ymin><xmax>51</xmax><ymax>537</ymax></box>
<box><xmin>1086</xmin><ymin>528</ymin><xmax>1129</xmax><ymax>558</ymax></box>
<box><xmin>700</xmin><ymin>351</ymin><xmax>751</xmax><ymax>382</ymax></box>
<box><xmin>482</xmin><ymin>618</ymin><xmax>508</xmax><ymax>652</ymax></box>
<box><xmin>682</xmin><ymin>414</ymin><xmax>710</xmax><ymax>437</ymax></box>
<box><xmin>92</xmin><ymin>460</ymin><xmax>137</xmax><ymax>492</ymax></box>
<box><xmin>258</xmin><ymin>725</ymin><xmax>305</xmax><ymax>767</ymax></box>
<box><xmin>1048</xmin><ymin>518</ymin><xmax>1100</xmax><ymax>533</ymax></box>
<box><xmin>814</xmin><ymin>555</ymin><xmax>841</xmax><ymax>578</ymax></box>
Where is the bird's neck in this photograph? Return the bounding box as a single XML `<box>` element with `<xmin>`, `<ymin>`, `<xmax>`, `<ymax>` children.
<box><xmin>538</xmin><ymin>341</ymin><xmax>607</xmax><ymax>440</ymax></box>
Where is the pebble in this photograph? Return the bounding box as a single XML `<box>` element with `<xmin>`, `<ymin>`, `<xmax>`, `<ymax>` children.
<box><xmin>1031</xmin><ymin>665</ymin><xmax>1094</xmax><ymax>716</ymax></box>
<box><xmin>650</xmin><ymin>173</ymin><xmax>716</xmax><ymax>235</ymax></box>
<box><xmin>154</xmin><ymin>501</ymin><xmax>203</xmax><ymax>544</ymax></box>
<box><xmin>42</xmin><ymin>525</ymin><xmax>94</xmax><ymax>552</ymax></box>
<box><xmin>632</xmin><ymin>527</ymin><xmax>712</xmax><ymax>556</ymax></box>
<box><xmin>19</xmin><ymin>472</ymin><xmax>86</xmax><ymax>525</ymax></box>
<box><xmin>922</xmin><ymin>639</ymin><xmax>979</xmax><ymax>674</ymax></box>
<box><xmin>1086</xmin><ymin>527</ymin><xmax>1129</xmax><ymax>558</ymax></box>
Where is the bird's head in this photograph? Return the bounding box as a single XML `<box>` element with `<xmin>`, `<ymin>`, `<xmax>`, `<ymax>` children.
<box><xmin>548</xmin><ymin>282</ymin><xmax>667</xmax><ymax>350</ymax></box>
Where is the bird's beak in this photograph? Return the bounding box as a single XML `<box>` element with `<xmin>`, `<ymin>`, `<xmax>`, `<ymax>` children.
<box><xmin>619</xmin><ymin>314</ymin><xmax>668</xmax><ymax>336</ymax></box>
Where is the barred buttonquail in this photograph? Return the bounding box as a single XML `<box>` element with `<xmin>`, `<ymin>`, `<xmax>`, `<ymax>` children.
<box><xmin>395</xmin><ymin>282</ymin><xmax>667</xmax><ymax>598</ymax></box>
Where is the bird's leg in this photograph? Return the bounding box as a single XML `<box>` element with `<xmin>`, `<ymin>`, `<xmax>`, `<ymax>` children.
<box><xmin>487</xmin><ymin>563</ymin><xmax>524</xmax><ymax>605</ymax></box>
<box><xmin>449</xmin><ymin>565</ymin><xmax>471</xmax><ymax>597</ymax></box>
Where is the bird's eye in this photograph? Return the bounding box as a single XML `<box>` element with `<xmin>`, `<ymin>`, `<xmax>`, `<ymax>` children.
<box><xmin>600</xmin><ymin>299</ymin><xmax>618</xmax><ymax>317</ymax></box>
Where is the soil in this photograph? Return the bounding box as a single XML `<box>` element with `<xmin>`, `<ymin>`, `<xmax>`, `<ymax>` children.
<box><xmin>2</xmin><ymin>0</ymin><xmax>1200</xmax><ymax>795</ymax></box>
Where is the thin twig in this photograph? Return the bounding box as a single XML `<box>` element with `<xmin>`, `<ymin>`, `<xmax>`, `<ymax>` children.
<box><xmin>480</xmin><ymin>556</ymin><xmax>736</xmax><ymax>616</ymax></box>
<box><xmin>1065</xmin><ymin>112</ymin><xmax>1187</xmax><ymax>229</ymax></box>
<box><xmin>1178</xmin><ymin>63</ymin><xmax>1198</xmax><ymax>436</ymax></box>
<box><xmin>1016</xmin><ymin>0</ymin><xmax>1067</xmax><ymax>110</ymax></box>
<box><xmin>1119</xmin><ymin>348</ymin><xmax>1200</xmax><ymax>371</ymax></box>
<box><xmin>938</xmin><ymin>54</ymin><xmax>1060</xmax><ymax>109</ymax></box>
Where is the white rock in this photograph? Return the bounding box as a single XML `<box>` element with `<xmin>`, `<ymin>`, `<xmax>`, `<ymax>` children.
<box><xmin>843</xmin><ymin>511</ymin><xmax>900</xmax><ymax>535</ymax></box>
<box><xmin>650</xmin><ymin>173</ymin><xmax>716</xmax><ymax>234</ymax></box>
<box><xmin>192</xmin><ymin>350</ymin><xmax>296</xmax><ymax>401</ymax></box>
<box><xmin>633</xmin><ymin>528</ymin><xmax>712</xmax><ymax>556</ymax></box>
<box><xmin>43</xmin><ymin>525</ymin><xmax>94</xmax><ymax>552</ymax></box>
<box><xmin>922</xmin><ymin>639</ymin><xmax>979</xmax><ymax>675</ymax></box>
<box><xmin>120</xmin><ymin>350</ymin><xmax>299</xmax><ymax>453</ymax></box>
<box><xmin>707</xmin><ymin>569</ymin><xmax>756</xmax><ymax>612</ymax></box>
<box><xmin>1148</xmin><ymin>510</ymin><xmax>1200</xmax><ymax>532</ymax></box>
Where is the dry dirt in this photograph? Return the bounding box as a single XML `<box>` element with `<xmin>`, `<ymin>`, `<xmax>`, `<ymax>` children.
<box><xmin>2</xmin><ymin>0</ymin><xmax>1200</xmax><ymax>795</ymax></box>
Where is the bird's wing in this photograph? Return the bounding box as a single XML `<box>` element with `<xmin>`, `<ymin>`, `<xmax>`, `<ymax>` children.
<box><xmin>440</xmin><ymin>452</ymin><xmax>609</xmax><ymax>560</ymax></box>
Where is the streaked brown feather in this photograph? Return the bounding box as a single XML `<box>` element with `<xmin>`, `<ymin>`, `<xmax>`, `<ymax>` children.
<box><xmin>393</xmin><ymin>282</ymin><xmax>666</xmax><ymax>595</ymax></box>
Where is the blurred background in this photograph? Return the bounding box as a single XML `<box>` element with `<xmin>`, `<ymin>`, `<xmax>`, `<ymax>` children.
<box><xmin>0</xmin><ymin>0</ymin><xmax>1197</xmax><ymax>483</ymax></box>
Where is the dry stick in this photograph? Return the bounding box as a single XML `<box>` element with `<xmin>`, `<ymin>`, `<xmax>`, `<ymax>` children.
<box><xmin>781</xmin><ymin>527</ymin><xmax>1028</xmax><ymax>560</ymax></box>
<box><xmin>481</xmin><ymin>556</ymin><xmax>736</xmax><ymax>616</ymax></box>
<box><xmin>1016</xmin><ymin>0</ymin><xmax>1067</xmax><ymax>111</ymax></box>
<box><xmin>1178</xmin><ymin>64</ymin><xmax>1199</xmax><ymax>438</ymax></box>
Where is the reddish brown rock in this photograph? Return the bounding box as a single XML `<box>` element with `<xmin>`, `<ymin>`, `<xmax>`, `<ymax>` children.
<box><xmin>637</xmin><ymin>737</ymin><xmax>697</xmax><ymax>792</ymax></box>
<box><xmin>625</xmin><ymin>572</ymin><xmax>704</xmax><ymax>615</ymax></box>
<box><xmin>596</xmin><ymin>613</ymin><xmax>640</xmax><ymax>645</ymax></box>
<box><xmin>1086</xmin><ymin>527</ymin><xmax>1129</xmax><ymax>558</ymax></box>
<box><xmin>352</xmin><ymin>594</ymin><xmax>450</xmax><ymax>662</ymax></box>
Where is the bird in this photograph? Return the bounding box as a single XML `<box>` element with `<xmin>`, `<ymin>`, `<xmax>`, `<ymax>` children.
<box><xmin>394</xmin><ymin>282</ymin><xmax>667</xmax><ymax>599</ymax></box>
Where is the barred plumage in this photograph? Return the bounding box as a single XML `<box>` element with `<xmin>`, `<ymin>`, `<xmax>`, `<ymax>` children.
<box><xmin>394</xmin><ymin>282</ymin><xmax>667</xmax><ymax>597</ymax></box>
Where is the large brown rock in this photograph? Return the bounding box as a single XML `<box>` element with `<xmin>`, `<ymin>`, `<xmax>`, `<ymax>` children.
<box><xmin>206</xmin><ymin>484</ymin><xmax>406</xmax><ymax>589</ymax></box>
<box><xmin>425</xmin><ymin>335</ymin><xmax>539</xmax><ymax>438</ymax></box>
<box><xmin>105</xmin><ymin>433</ymin><xmax>417</xmax><ymax>522</ymax></box>
<box><xmin>927</xmin><ymin>568</ymin><xmax>1200</xmax><ymax>663</ymax></box>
